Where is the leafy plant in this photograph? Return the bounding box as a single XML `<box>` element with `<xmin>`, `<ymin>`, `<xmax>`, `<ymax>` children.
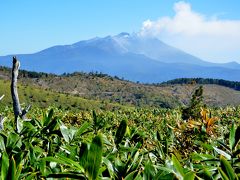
<box><xmin>0</xmin><ymin>100</ymin><xmax>239</xmax><ymax>179</ymax></box>
<box><xmin>115</xmin><ymin>119</ymin><xmax>128</xmax><ymax>146</ymax></box>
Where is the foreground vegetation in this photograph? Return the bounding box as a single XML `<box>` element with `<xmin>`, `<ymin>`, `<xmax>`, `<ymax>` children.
<box><xmin>0</xmin><ymin>101</ymin><xmax>239</xmax><ymax>179</ymax></box>
<box><xmin>0</xmin><ymin>63</ymin><xmax>239</xmax><ymax>179</ymax></box>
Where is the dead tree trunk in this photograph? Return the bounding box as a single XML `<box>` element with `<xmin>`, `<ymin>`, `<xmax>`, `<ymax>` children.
<box><xmin>11</xmin><ymin>57</ymin><xmax>22</xmax><ymax>123</ymax></box>
<box><xmin>11</xmin><ymin>57</ymin><xmax>30</xmax><ymax>129</ymax></box>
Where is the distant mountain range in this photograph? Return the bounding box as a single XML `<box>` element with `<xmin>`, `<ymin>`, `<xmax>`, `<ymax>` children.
<box><xmin>1</xmin><ymin>32</ymin><xmax>240</xmax><ymax>83</ymax></box>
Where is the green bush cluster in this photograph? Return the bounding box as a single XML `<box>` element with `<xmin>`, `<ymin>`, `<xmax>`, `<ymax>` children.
<box><xmin>0</xmin><ymin>103</ymin><xmax>239</xmax><ymax>179</ymax></box>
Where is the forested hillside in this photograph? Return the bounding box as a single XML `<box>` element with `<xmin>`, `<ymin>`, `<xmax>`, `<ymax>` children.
<box><xmin>162</xmin><ymin>78</ymin><xmax>240</xmax><ymax>90</ymax></box>
<box><xmin>1</xmin><ymin>66</ymin><xmax>240</xmax><ymax>108</ymax></box>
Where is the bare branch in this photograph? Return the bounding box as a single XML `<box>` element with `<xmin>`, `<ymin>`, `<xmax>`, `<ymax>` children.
<box><xmin>20</xmin><ymin>104</ymin><xmax>31</xmax><ymax>120</ymax></box>
<box><xmin>0</xmin><ymin>95</ymin><xmax>5</xmax><ymax>130</ymax></box>
<box><xmin>0</xmin><ymin>94</ymin><xmax>4</xmax><ymax>101</ymax></box>
<box><xmin>0</xmin><ymin>116</ymin><xmax>6</xmax><ymax>130</ymax></box>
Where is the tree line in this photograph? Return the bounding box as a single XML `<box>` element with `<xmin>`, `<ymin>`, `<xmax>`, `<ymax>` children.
<box><xmin>160</xmin><ymin>78</ymin><xmax>240</xmax><ymax>91</ymax></box>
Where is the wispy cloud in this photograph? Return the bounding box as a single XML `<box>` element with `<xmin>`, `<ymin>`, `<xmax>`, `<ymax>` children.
<box><xmin>140</xmin><ymin>1</ymin><xmax>240</xmax><ymax>62</ymax></box>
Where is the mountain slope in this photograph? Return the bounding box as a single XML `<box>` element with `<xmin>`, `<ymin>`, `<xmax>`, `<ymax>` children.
<box><xmin>113</xmin><ymin>33</ymin><xmax>206</xmax><ymax>65</ymax></box>
<box><xmin>1</xmin><ymin>33</ymin><xmax>240</xmax><ymax>83</ymax></box>
<box><xmin>0</xmin><ymin>78</ymin><xmax>130</xmax><ymax>111</ymax></box>
<box><xmin>1</xmin><ymin>67</ymin><xmax>240</xmax><ymax>108</ymax></box>
<box><xmin>113</xmin><ymin>33</ymin><xmax>240</xmax><ymax>68</ymax></box>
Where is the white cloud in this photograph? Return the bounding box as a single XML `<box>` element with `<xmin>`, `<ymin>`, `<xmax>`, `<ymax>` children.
<box><xmin>140</xmin><ymin>1</ymin><xmax>240</xmax><ymax>63</ymax></box>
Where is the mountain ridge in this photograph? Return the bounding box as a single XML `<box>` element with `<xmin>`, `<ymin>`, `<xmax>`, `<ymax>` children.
<box><xmin>1</xmin><ymin>32</ymin><xmax>240</xmax><ymax>83</ymax></box>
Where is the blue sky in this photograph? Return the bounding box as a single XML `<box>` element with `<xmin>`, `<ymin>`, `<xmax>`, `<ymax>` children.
<box><xmin>1</xmin><ymin>0</ymin><xmax>240</xmax><ymax>62</ymax></box>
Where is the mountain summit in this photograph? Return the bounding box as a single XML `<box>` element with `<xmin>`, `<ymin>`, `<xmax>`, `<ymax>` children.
<box><xmin>1</xmin><ymin>33</ymin><xmax>240</xmax><ymax>83</ymax></box>
<box><xmin>112</xmin><ymin>33</ymin><xmax>206</xmax><ymax>65</ymax></box>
